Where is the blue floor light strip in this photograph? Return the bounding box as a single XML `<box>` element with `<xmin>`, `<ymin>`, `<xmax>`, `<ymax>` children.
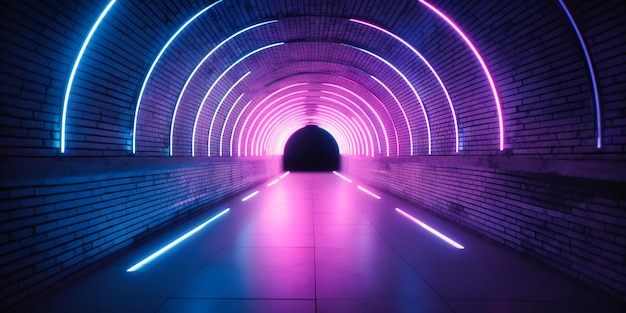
<box><xmin>395</xmin><ymin>208</ymin><xmax>464</xmax><ymax>249</ymax></box>
<box><xmin>126</xmin><ymin>208</ymin><xmax>230</xmax><ymax>272</ymax></box>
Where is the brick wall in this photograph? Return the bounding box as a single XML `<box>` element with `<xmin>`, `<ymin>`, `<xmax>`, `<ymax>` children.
<box><xmin>343</xmin><ymin>156</ymin><xmax>626</xmax><ymax>301</ymax></box>
<box><xmin>0</xmin><ymin>156</ymin><xmax>281</xmax><ymax>310</ymax></box>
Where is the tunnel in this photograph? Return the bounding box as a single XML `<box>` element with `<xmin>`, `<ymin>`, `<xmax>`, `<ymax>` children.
<box><xmin>0</xmin><ymin>0</ymin><xmax>625</xmax><ymax>311</ymax></box>
<box><xmin>283</xmin><ymin>125</ymin><xmax>340</xmax><ymax>172</ymax></box>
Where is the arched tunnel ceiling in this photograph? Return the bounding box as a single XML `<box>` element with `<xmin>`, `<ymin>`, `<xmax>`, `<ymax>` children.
<box><xmin>59</xmin><ymin>0</ymin><xmax>601</xmax><ymax>157</ymax></box>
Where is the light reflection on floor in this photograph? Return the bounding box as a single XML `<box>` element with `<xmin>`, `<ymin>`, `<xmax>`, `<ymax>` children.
<box><xmin>18</xmin><ymin>173</ymin><xmax>623</xmax><ymax>313</ymax></box>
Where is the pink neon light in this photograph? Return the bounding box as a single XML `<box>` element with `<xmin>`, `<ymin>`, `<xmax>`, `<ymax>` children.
<box><xmin>320</xmin><ymin>96</ymin><xmax>375</xmax><ymax>156</ymax></box>
<box><xmin>320</xmin><ymin>92</ymin><xmax>380</xmax><ymax>155</ymax></box>
<box><xmin>395</xmin><ymin>208</ymin><xmax>464</xmax><ymax>249</ymax></box>
<box><xmin>241</xmin><ymin>190</ymin><xmax>259</xmax><ymax>201</ymax></box>
<box><xmin>332</xmin><ymin>171</ymin><xmax>352</xmax><ymax>183</ymax></box>
<box><xmin>279</xmin><ymin>171</ymin><xmax>290</xmax><ymax>179</ymax></box>
<box><xmin>267</xmin><ymin>179</ymin><xmax>280</xmax><ymax>187</ymax></box>
<box><xmin>251</xmin><ymin>97</ymin><xmax>307</xmax><ymax>156</ymax></box>
<box><xmin>357</xmin><ymin>185</ymin><xmax>381</xmax><ymax>200</ymax></box>
<box><xmin>350</xmin><ymin>19</ymin><xmax>459</xmax><ymax>153</ymax></box>
<box><xmin>317</xmin><ymin>125</ymin><xmax>350</xmax><ymax>155</ymax></box>
<box><xmin>316</xmin><ymin>107</ymin><xmax>368</xmax><ymax>156</ymax></box>
<box><xmin>418</xmin><ymin>0</ymin><xmax>503</xmax><ymax>151</ymax></box>
<box><xmin>314</xmin><ymin>116</ymin><xmax>355</xmax><ymax>155</ymax></box>
<box><xmin>236</xmin><ymin>83</ymin><xmax>308</xmax><ymax>156</ymax></box>
<box><xmin>320</xmin><ymin>88</ymin><xmax>388</xmax><ymax>156</ymax></box>
<box><xmin>258</xmin><ymin>108</ymin><xmax>307</xmax><ymax>155</ymax></box>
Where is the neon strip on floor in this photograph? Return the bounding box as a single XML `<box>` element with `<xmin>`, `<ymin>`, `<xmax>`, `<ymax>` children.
<box><xmin>241</xmin><ymin>190</ymin><xmax>260</xmax><ymax>201</ymax></box>
<box><xmin>126</xmin><ymin>208</ymin><xmax>230</xmax><ymax>272</ymax></box>
<box><xmin>267</xmin><ymin>179</ymin><xmax>280</xmax><ymax>187</ymax></box>
<box><xmin>395</xmin><ymin>208</ymin><xmax>464</xmax><ymax>249</ymax></box>
<box><xmin>333</xmin><ymin>171</ymin><xmax>353</xmax><ymax>183</ymax></box>
<box><xmin>357</xmin><ymin>185</ymin><xmax>381</xmax><ymax>199</ymax></box>
<box><xmin>279</xmin><ymin>171</ymin><xmax>290</xmax><ymax>179</ymax></box>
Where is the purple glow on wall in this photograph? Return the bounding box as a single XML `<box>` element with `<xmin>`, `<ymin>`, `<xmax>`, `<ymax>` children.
<box><xmin>168</xmin><ymin>21</ymin><xmax>277</xmax><ymax>156</ymax></box>
<box><xmin>350</xmin><ymin>18</ymin><xmax>459</xmax><ymax>153</ymax></box>
<box><xmin>368</xmin><ymin>76</ymin><xmax>413</xmax><ymax>156</ymax></box>
<box><xmin>418</xmin><ymin>0</ymin><xmax>504</xmax><ymax>151</ymax></box>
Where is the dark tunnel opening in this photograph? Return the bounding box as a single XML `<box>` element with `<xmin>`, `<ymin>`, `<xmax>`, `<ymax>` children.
<box><xmin>282</xmin><ymin>125</ymin><xmax>340</xmax><ymax>172</ymax></box>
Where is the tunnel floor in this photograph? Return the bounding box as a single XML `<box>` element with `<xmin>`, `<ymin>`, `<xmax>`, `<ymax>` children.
<box><xmin>19</xmin><ymin>173</ymin><xmax>622</xmax><ymax>313</ymax></box>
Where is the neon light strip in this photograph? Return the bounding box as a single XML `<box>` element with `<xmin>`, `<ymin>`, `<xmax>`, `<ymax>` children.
<box><xmin>132</xmin><ymin>0</ymin><xmax>223</xmax><ymax>154</ymax></box>
<box><xmin>320</xmin><ymin>96</ymin><xmax>376</xmax><ymax>156</ymax></box>
<box><xmin>205</xmin><ymin>71</ymin><xmax>251</xmax><ymax>156</ymax></box>
<box><xmin>280</xmin><ymin>171</ymin><xmax>290</xmax><ymax>179</ymax></box>
<box><xmin>357</xmin><ymin>185</ymin><xmax>381</xmax><ymax>199</ymax></box>
<box><xmin>558</xmin><ymin>0</ymin><xmax>601</xmax><ymax>149</ymax></box>
<box><xmin>254</xmin><ymin>100</ymin><xmax>307</xmax><ymax>156</ymax></box>
<box><xmin>418</xmin><ymin>0</ymin><xmax>503</xmax><ymax>151</ymax></box>
<box><xmin>127</xmin><ymin>208</ymin><xmax>230</xmax><ymax>272</ymax></box>
<box><xmin>262</xmin><ymin>111</ymin><xmax>307</xmax><ymax>155</ymax></box>
<box><xmin>317</xmin><ymin>106</ymin><xmax>369</xmax><ymax>156</ymax></box>
<box><xmin>345</xmin><ymin>44</ymin><xmax>431</xmax><ymax>155</ymax></box>
<box><xmin>267</xmin><ymin>179</ymin><xmax>280</xmax><ymax>187</ymax></box>
<box><xmin>333</xmin><ymin>171</ymin><xmax>352</xmax><ymax>183</ymax></box>
<box><xmin>231</xmin><ymin>100</ymin><xmax>252</xmax><ymax>156</ymax></box>
<box><xmin>169</xmin><ymin>21</ymin><xmax>277</xmax><ymax>156</ymax></box>
<box><xmin>323</xmin><ymin>82</ymin><xmax>399</xmax><ymax>156</ymax></box>
<box><xmin>61</xmin><ymin>0</ymin><xmax>116</xmax><ymax>154</ymax></box>
<box><xmin>245</xmin><ymin>90</ymin><xmax>308</xmax><ymax>156</ymax></box>
<box><xmin>321</xmin><ymin>88</ymin><xmax>387</xmax><ymax>156</ymax></box>
<box><xmin>241</xmin><ymin>190</ymin><xmax>259</xmax><ymax>201</ymax></box>
<box><xmin>370</xmin><ymin>75</ymin><xmax>414</xmax><ymax>156</ymax></box>
<box><xmin>351</xmin><ymin>19</ymin><xmax>459</xmax><ymax>153</ymax></box>
<box><xmin>219</xmin><ymin>93</ymin><xmax>245</xmax><ymax>156</ymax></box>
<box><xmin>317</xmin><ymin>125</ymin><xmax>347</xmax><ymax>155</ymax></box>
<box><xmin>318</xmin><ymin>123</ymin><xmax>352</xmax><ymax>155</ymax></box>
<box><xmin>192</xmin><ymin>42</ymin><xmax>283</xmax><ymax>156</ymax></box>
<box><xmin>395</xmin><ymin>208</ymin><xmax>464</xmax><ymax>249</ymax></box>
<box><xmin>236</xmin><ymin>83</ymin><xmax>308</xmax><ymax>156</ymax></box>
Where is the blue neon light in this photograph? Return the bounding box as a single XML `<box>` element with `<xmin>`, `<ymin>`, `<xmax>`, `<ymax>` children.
<box><xmin>61</xmin><ymin>0</ymin><xmax>116</xmax><ymax>154</ymax></box>
<box><xmin>169</xmin><ymin>21</ymin><xmax>277</xmax><ymax>156</ymax></box>
<box><xmin>132</xmin><ymin>0</ymin><xmax>223</xmax><ymax>154</ymax></box>
<box><xmin>220</xmin><ymin>93</ymin><xmax>246</xmax><ymax>156</ymax></box>
<box><xmin>126</xmin><ymin>208</ymin><xmax>230</xmax><ymax>272</ymax></box>
<box><xmin>558</xmin><ymin>0</ymin><xmax>601</xmax><ymax>149</ymax></box>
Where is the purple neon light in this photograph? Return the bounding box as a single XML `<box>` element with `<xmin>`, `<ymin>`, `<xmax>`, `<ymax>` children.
<box><xmin>133</xmin><ymin>0</ymin><xmax>222</xmax><ymax>154</ymax></box>
<box><xmin>333</xmin><ymin>171</ymin><xmax>353</xmax><ymax>183</ymax></box>
<box><xmin>241</xmin><ymin>190</ymin><xmax>259</xmax><ymax>202</ymax></box>
<box><xmin>254</xmin><ymin>102</ymin><xmax>307</xmax><ymax>155</ymax></box>
<box><xmin>169</xmin><ymin>20</ymin><xmax>277</xmax><ymax>156</ymax></box>
<box><xmin>316</xmin><ymin>107</ymin><xmax>368</xmax><ymax>156</ymax></box>
<box><xmin>267</xmin><ymin>179</ymin><xmax>280</xmax><ymax>187</ymax></box>
<box><xmin>264</xmin><ymin>114</ymin><xmax>308</xmax><ymax>155</ymax></box>
<box><xmin>346</xmin><ymin>44</ymin><xmax>431</xmax><ymax>155</ymax></box>
<box><xmin>250</xmin><ymin>96</ymin><xmax>308</xmax><ymax>156</ymax></box>
<box><xmin>557</xmin><ymin>0</ymin><xmax>601</xmax><ymax>149</ymax></box>
<box><xmin>219</xmin><ymin>93</ymin><xmax>245</xmax><ymax>156</ymax></box>
<box><xmin>323</xmin><ymin>82</ymin><xmax>400</xmax><ymax>156</ymax></box>
<box><xmin>279</xmin><ymin>171</ymin><xmax>290</xmax><ymax>179</ymax></box>
<box><xmin>230</xmin><ymin>100</ymin><xmax>252</xmax><ymax>156</ymax></box>
<box><xmin>419</xmin><ymin>0</ymin><xmax>503</xmax><ymax>151</ymax></box>
<box><xmin>317</xmin><ymin>125</ymin><xmax>350</xmax><ymax>155</ymax></box>
<box><xmin>315</xmin><ymin>114</ymin><xmax>360</xmax><ymax>155</ymax></box>
<box><xmin>357</xmin><ymin>185</ymin><xmax>381</xmax><ymax>200</ymax></box>
<box><xmin>204</xmin><ymin>71</ymin><xmax>250</xmax><ymax>156</ymax></box>
<box><xmin>351</xmin><ymin>19</ymin><xmax>459</xmax><ymax>153</ymax></box>
<box><xmin>395</xmin><ymin>208</ymin><xmax>464</xmax><ymax>249</ymax></box>
<box><xmin>320</xmin><ymin>91</ymin><xmax>382</xmax><ymax>155</ymax></box>
<box><xmin>245</xmin><ymin>90</ymin><xmax>308</xmax><ymax>156</ymax></box>
<box><xmin>369</xmin><ymin>75</ymin><xmax>414</xmax><ymax>156</ymax></box>
<box><xmin>319</xmin><ymin>96</ymin><xmax>376</xmax><ymax>156</ymax></box>
<box><xmin>236</xmin><ymin>83</ymin><xmax>308</xmax><ymax>156</ymax></box>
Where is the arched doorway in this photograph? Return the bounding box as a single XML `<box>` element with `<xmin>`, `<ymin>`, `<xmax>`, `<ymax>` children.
<box><xmin>283</xmin><ymin>125</ymin><xmax>340</xmax><ymax>172</ymax></box>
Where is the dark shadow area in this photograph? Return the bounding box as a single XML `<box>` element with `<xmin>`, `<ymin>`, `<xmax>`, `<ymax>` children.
<box><xmin>283</xmin><ymin>125</ymin><xmax>340</xmax><ymax>172</ymax></box>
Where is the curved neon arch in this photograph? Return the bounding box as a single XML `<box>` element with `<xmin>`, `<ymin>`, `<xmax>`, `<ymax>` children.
<box><xmin>316</xmin><ymin>107</ymin><xmax>368</xmax><ymax>156</ymax></box>
<box><xmin>419</xmin><ymin>0</ymin><xmax>504</xmax><ymax>151</ymax></box>
<box><xmin>351</xmin><ymin>19</ymin><xmax>459</xmax><ymax>153</ymax></box>
<box><xmin>557</xmin><ymin>0</ymin><xmax>601</xmax><ymax>149</ymax></box>
<box><xmin>236</xmin><ymin>84</ymin><xmax>308</xmax><ymax>156</ymax></box>
<box><xmin>231</xmin><ymin>99</ymin><xmax>253</xmax><ymax>156</ymax></box>
<box><xmin>320</xmin><ymin>88</ymin><xmax>387</xmax><ymax>156</ymax></box>
<box><xmin>345</xmin><ymin>44</ymin><xmax>431</xmax><ymax>155</ymax></box>
<box><xmin>315</xmin><ymin>114</ymin><xmax>361</xmax><ymax>155</ymax></box>
<box><xmin>319</xmin><ymin>97</ymin><xmax>376</xmax><ymax>156</ymax></box>
<box><xmin>252</xmin><ymin>98</ymin><xmax>308</xmax><ymax>156</ymax></box>
<box><xmin>168</xmin><ymin>20</ymin><xmax>277</xmax><ymax>156</ymax></box>
<box><xmin>204</xmin><ymin>71</ymin><xmax>250</xmax><ymax>156</ymax></box>
<box><xmin>219</xmin><ymin>93</ymin><xmax>245</xmax><ymax>157</ymax></box>
<box><xmin>132</xmin><ymin>0</ymin><xmax>223</xmax><ymax>153</ymax></box>
<box><xmin>61</xmin><ymin>0</ymin><xmax>116</xmax><ymax>154</ymax></box>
